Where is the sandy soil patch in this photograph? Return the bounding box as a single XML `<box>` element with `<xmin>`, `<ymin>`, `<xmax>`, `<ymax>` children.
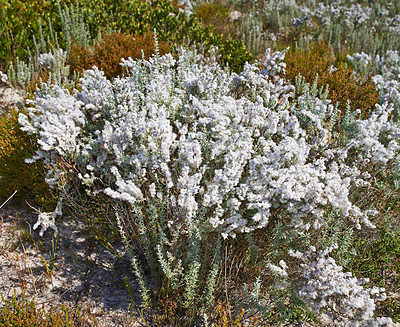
<box><xmin>0</xmin><ymin>202</ymin><xmax>143</xmax><ymax>326</ymax></box>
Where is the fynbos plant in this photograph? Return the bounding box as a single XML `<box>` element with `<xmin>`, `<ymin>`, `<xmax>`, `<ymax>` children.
<box><xmin>18</xmin><ymin>45</ymin><xmax>399</xmax><ymax>324</ymax></box>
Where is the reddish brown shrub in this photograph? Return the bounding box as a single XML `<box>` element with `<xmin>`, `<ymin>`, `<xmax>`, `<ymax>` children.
<box><xmin>68</xmin><ymin>32</ymin><xmax>170</xmax><ymax>79</ymax></box>
<box><xmin>284</xmin><ymin>42</ymin><xmax>379</xmax><ymax>119</ymax></box>
<box><xmin>67</xmin><ymin>42</ymin><xmax>95</xmax><ymax>76</ymax></box>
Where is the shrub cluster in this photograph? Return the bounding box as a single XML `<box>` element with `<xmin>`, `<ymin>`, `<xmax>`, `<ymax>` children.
<box><xmin>2</xmin><ymin>0</ymin><xmax>400</xmax><ymax>325</ymax></box>
<box><xmin>18</xmin><ymin>46</ymin><xmax>399</xmax><ymax>324</ymax></box>
<box><xmin>0</xmin><ymin>0</ymin><xmax>71</xmax><ymax>67</ymax></box>
<box><xmin>1</xmin><ymin>0</ymin><xmax>253</xmax><ymax>76</ymax></box>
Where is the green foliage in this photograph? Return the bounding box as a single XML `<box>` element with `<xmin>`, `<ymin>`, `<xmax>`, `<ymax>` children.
<box><xmin>113</xmin><ymin>198</ymin><xmax>224</xmax><ymax>325</ymax></box>
<box><xmin>85</xmin><ymin>0</ymin><xmax>253</xmax><ymax>72</ymax></box>
<box><xmin>220</xmin><ymin>39</ymin><xmax>253</xmax><ymax>73</ymax></box>
<box><xmin>0</xmin><ymin>107</ymin><xmax>54</xmax><ymax>208</ymax></box>
<box><xmin>265</xmin><ymin>286</ymin><xmax>318</xmax><ymax>325</ymax></box>
<box><xmin>380</xmin><ymin>298</ymin><xmax>400</xmax><ymax>323</ymax></box>
<box><xmin>314</xmin><ymin>210</ymin><xmax>356</xmax><ymax>268</ymax></box>
<box><xmin>350</xmin><ymin>229</ymin><xmax>400</xmax><ymax>284</ymax></box>
<box><xmin>58</xmin><ymin>0</ymin><xmax>91</xmax><ymax>52</ymax></box>
<box><xmin>264</xmin><ymin>0</ymin><xmax>303</xmax><ymax>32</ymax></box>
<box><xmin>1</xmin><ymin>0</ymin><xmax>253</xmax><ymax>77</ymax></box>
<box><xmin>349</xmin><ymin>229</ymin><xmax>400</xmax><ymax>321</ymax></box>
<box><xmin>7</xmin><ymin>49</ymin><xmax>71</xmax><ymax>94</ymax></box>
<box><xmin>6</xmin><ymin>58</ymin><xmax>35</xmax><ymax>91</ymax></box>
<box><xmin>0</xmin><ymin>0</ymin><xmax>76</xmax><ymax>68</ymax></box>
<box><xmin>0</xmin><ymin>291</ymin><xmax>75</xmax><ymax>327</ymax></box>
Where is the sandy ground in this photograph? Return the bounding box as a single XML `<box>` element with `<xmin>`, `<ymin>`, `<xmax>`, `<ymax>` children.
<box><xmin>0</xmin><ymin>201</ymin><xmax>144</xmax><ymax>326</ymax></box>
<box><xmin>0</xmin><ymin>81</ymin><xmax>23</xmax><ymax>114</ymax></box>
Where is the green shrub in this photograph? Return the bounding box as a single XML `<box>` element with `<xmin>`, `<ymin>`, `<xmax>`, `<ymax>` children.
<box><xmin>1</xmin><ymin>0</ymin><xmax>253</xmax><ymax>78</ymax></box>
<box><xmin>0</xmin><ymin>0</ymin><xmax>77</xmax><ymax>68</ymax></box>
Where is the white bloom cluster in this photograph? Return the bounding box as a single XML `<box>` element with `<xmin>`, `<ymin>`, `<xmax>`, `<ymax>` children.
<box><xmin>0</xmin><ymin>71</ymin><xmax>8</xmax><ymax>83</ymax></box>
<box><xmin>230</xmin><ymin>10</ymin><xmax>242</xmax><ymax>23</ymax></box>
<box><xmin>19</xmin><ymin>84</ymin><xmax>86</xmax><ymax>186</ymax></box>
<box><xmin>348</xmin><ymin>50</ymin><xmax>400</xmax><ymax>126</ymax></box>
<box><xmin>178</xmin><ymin>0</ymin><xmax>193</xmax><ymax>17</ymax></box>
<box><xmin>370</xmin><ymin>51</ymin><xmax>400</xmax><ymax>112</ymax></box>
<box><xmin>21</xmin><ymin>47</ymin><xmax>399</xmax><ymax>239</ymax></box>
<box><xmin>36</xmin><ymin>49</ymin><xmax>67</xmax><ymax>70</ymax></box>
<box><xmin>268</xmin><ymin>260</ymin><xmax>288</xmax><ymax>278</ymax></box>
<box><xmin>260</xmin><ymin>47</ymin><xmax>289</xmax><ymax>77</ymax></box>
<box><xmin>290</xmin><ymin>2</ymin><xmax>372</xmax><ymax>28</ymax></box>
<box><xmin>347</xmin><ymin>52</ymin><xmax>372</xmax><ymax>68</ymax></box>
<box><xmin>33</xmin><ymin>198</ymin><xmax>63</xmax><ymax>236</ymax></box>
<box><xmin>340</xmin><ymin>102</ymin><xmax>400</xmax><ymax>166</ymax></box>
<box><xmin>374</xmin><ymin>50</ymin><xmax>400</xmax><ymax>83</ymax></box>
<box><xmin>291</xmin><ymin>245</ymin><xmax>393</xmax><ymax>326</ymax></box>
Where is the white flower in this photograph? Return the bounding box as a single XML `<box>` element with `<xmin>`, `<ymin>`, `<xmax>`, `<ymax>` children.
<box><xmin>293</xmin><ymin>245</ymin><xmax>391</xmax><ymax>325</ymax></box>
<box><xmin>22</xmin><ymin>47</ymin><xmax>398</xmax><ymax>239</ymax></box>
<box><xmin>0</xmin><ymin>71</ymin><xmax>8</xmax><ymax>83</ymax></box>
<box><xmin>149</xmin><ymin>183</ymin><xmax>157</xmax><ymax>198</ymax></box>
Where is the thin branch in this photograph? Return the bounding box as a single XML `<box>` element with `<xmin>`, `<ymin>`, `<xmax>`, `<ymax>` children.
<box><xmin>0</xmin><ymin>190</ymin><xmax>17</xmax><ymax>209</ymax></box>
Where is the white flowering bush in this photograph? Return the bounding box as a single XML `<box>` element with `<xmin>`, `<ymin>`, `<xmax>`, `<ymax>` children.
<box><xmin>18</xmin><ymin>46</ymin><xmax>399</xmax><ymax>323</ymax></box>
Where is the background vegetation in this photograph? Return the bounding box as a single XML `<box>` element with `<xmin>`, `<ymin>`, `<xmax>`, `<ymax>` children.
<box><xmin>0</xmin><ymin>0</ymin><xmax>399</xmax><ymax>326</ymax></box>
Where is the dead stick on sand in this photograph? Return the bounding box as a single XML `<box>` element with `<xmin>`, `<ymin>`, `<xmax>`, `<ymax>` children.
<box><xmin>0</xmin><ymin>190</ymin><xmax>17</xmax><ymax>209</ymax></box>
